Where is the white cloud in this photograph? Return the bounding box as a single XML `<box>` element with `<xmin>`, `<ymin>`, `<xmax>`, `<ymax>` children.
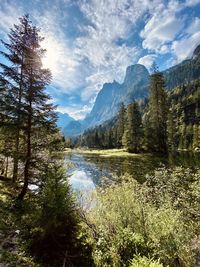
<box><xmin>140</xmin><ymin>0</ymin><xmax>200</xmax><ymax>66</ymax></box>
<box><xmin>185</xmin><ymin>0</ymin><xmax>200</xmax><ymax>6</ymax></box>
<box><xmin>75</xmin><ymin>0</ymin><xmax>155</xmax><ymax>100</ymax></box>
<box><xmin>170</xmin><ymin>16</ymin><xmax>200</xmax><ymax>63</ymax></box>
<box><xmin>56</xmin><ymin>104</ymin><xmax>92</xmax><ymax>120</ymax></box>
<box><xmin>0</xmin><ymin>2</ymin><xmax>22</xmax><ymax>37</ymax></box>
<box><xmin>186</xmin><ymin>17</ymin><xmax>200</xmax><ymax>34</ymax></box>
<box><xmin>172</xmin><ymin>32</ymin><xmax>200</xmax><ymax>63</ymax></box>
<box><xmin>34</xmin><ymin>11</ymin><xmax>84</xmax><ymax>92</ymax></box>
<box><xmin>0</xmin><ymin>0</ymin><xmax>200</xmax><ymax>120</ymax></box>
<box><xmin>138</xmin><ymin>54</ymin><xmax>157</xmax><ymax>69</ymax></box>
<box><xmin>140</xmin><ymin>1</ymin><xmax>185</xmax><ymax>52</ymax></box>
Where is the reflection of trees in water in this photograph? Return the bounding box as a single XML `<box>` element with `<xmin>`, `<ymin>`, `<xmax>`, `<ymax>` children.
<box><xmin>168</xmin><ymin>152</ymin><xmax>200</xmax><ymax>168</ymax></box>
<box><xmin>66</xmin><ymin>152</ymin><xmax>200</xmax><ymax>187</ymax></box>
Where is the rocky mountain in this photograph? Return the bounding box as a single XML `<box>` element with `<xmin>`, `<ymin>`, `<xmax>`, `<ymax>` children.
<box><xmin>63</xmin><ymin>64</ymin><xmax>149</xmax><ymax>136</ymax></box>
<box><xmin>63</xmin><ymin>120</ymin><xmax>82</xmax><ymax>137</ymax></box>
<box><xmin>56</xmin><ymin>112</ymin><xmax>75</xmax><ymax>131</ymax></box>
<box><xmin>84</xmin><ymin>64</ymin><xmax>149</xmax><ymax>127</ymax></box>
<box><xmin>63</xmin><ymin>44</ymin><xmax>200</xmax><ymax>137</ymax></box>
<box><xmin>164</xmin><ymin>44</ymin><xmax>200</xmax><ymax>90</ymax></box>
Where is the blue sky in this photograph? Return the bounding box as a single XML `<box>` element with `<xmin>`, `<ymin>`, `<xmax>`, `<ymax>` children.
<box><xmin>0</xmin><ymin>0</ymin><xmax>200</xmax><ymax>119</ymax></box>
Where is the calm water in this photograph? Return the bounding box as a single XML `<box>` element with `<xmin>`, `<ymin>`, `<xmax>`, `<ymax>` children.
<box><xmin>66</xmin><ymin>151</ymin><xmax>200</xmax><ymax>192</ymax></box>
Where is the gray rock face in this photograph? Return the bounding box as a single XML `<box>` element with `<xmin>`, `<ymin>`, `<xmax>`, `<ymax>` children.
<box><xmin>63</xmin><ymin>43</ymin><xmax>200</xmax><ymax>137</ymax></box>
<box><xmin>56</xmin><ymin>112</ymin><xmax>75</xmax><ymax>130</ymax></box>
<box><xmin>84</xmin><ymin>64</ymin><xmax>149</xmax><ymax>127</ymax></box>
<box><xmin>63</xmin><ymin>120</ymin><xmax>82</xmax><ymax>137</ymax></box>
<box><xmin>63</xmin><ymin>64</ymin><xmax>149</xmax><ymax>136</ymax></box>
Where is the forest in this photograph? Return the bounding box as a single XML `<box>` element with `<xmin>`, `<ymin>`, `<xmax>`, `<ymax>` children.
<box><xmin>0</xmin><ymin>14</ymin><xmax>200</xmax><ymax>267</ymax></box>
<box><xmin>79</xmin><ymin>77</ymin><xmax>200</xmax><ymax>153</ymax></box>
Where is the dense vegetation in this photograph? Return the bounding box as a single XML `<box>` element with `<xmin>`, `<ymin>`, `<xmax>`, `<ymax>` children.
<box><xmin>78</xmin><ymin>76</ymin><xmax>200</xmax><ymax>153</ymax></box>
<box><xmin>0</xmin><ymin>14</ymin><xmax>200</xmax><ymax>267</ymax></box>
<box><xmin>84</xmin><ymin>167</ymin><xmax>200</xmax><ymax>267</ymax></box>
<box><xmin>164</xmin><ymin>44</ymin><xmax>200</xmax><ymax>90</ymax></box>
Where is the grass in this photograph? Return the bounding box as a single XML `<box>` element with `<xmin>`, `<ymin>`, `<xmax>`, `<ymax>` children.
<box><xmin>64</xmin><ymin>147</ymin><xmax>148</xmax><ymax>158</ymax></box>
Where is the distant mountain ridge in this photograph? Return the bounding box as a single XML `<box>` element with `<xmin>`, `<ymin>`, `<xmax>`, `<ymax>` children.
<box><xmin>84</xmin><ymin>64</ymin><xmax>149</xmax><ymax>128</ymax></box>
<box><xmin>163</xmin><ymin>44</ymin><xmax>200</xmax><ymax>90</ymax></box>
<box><xmin>63</xmin><ymin>44</ymin><xmax>200</xmax><ymax>137</ymax></box>
<box><xmin>63</xmin><ymin>64</ymin><xmax>149</xmax><ymax>136</ymax></box>
<box><xmin>56</xmin><ymin>112</ymin><xmax>75</xmax><ymax>131</ymax></box>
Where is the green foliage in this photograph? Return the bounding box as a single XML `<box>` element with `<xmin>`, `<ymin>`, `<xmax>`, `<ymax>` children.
<box><xmin>20</xmin><ymin>163</ymin><xmax>93</xmax><ymax>267</ymax></box>
<box><xmin>164</xmin><ymin>47</ymin><xmax>200</xmax><ymax>90</ymax></box>
<box><xmin>167</xmin><ymin>80</ymin><xmax>200</xmax><ymax>150</ymax></box>
<box><xmin>145</xmin><ymin>71</ymin><xmax>168</xmax><ymax>152</ymax></box>
<box><xmin>129</xmin><ymin>256</ymin><xmax>164</xmax><ymax>267</ymax></box>
<box><xmin>146</xmin><ymin>167</ymin><xmax>200</xmax><ymax>224</ymax></box>
<box><xmin>85</xmin><ymin>168</ymin><xmax>198</xmax><ymax>267</ymax></box>
<box><xmin>80</xmin><ymin>77</ymin><xmax>199</xmax><ymax>153</ymax></box>
<box><xmin>122</xmin><ymin>102</ymin><xmax>142</xmax><ymax>153</ymax></box>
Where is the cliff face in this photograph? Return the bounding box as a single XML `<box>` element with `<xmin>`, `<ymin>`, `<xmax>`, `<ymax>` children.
<box><xmin>84</xmin><ymin>64</ymin><xmax>149</xmax><ymax>128</ymax></box>
<box><xmin>63</xmin><ymin>44</ymin><xmax>200</xmax><ymax>136</ymax></box>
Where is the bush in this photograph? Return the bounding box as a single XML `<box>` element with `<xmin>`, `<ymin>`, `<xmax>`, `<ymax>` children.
<box><xmin>85</xmin><ymin>168</ymin><xmax>198</xmax><ymax>267</ymax></box>
<box><xmin>129</xmin><ymin>256</ymin><xmax>164</xmax><ymax>267</ymax></box>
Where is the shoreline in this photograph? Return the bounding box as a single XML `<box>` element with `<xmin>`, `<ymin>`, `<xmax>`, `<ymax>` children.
<box><xmin>64</xmin><ymin>148</ymin><xmax>151</xmax><ymax>157</ymax></box>
<box><xmin>64</xmin><ymin>147</ymin><xmax>200</xmax><ymax>158</ymax></box>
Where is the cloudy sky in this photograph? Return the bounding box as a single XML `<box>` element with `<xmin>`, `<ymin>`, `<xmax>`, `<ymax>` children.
<box><xmin>0</xmin><ymin>0</ymin><xmax>200</xmax><ymax>119</ymax></box>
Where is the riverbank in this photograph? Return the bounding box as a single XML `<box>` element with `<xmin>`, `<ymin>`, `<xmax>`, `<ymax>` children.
<box><xmin>64</xmin><ymin>148</ymin><xmax>149</xmax><ymax>158</ymax></box>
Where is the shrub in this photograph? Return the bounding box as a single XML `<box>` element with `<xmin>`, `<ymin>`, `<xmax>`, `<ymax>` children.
<box><xmin>85</xmin><ymin>168</ymin><xmax>198</xmax><ymax>267</ymax></box>
<box><xmin>129</xmin><ymin>256</ymin><xmax>164</xmax><ymax>267</ymax></box>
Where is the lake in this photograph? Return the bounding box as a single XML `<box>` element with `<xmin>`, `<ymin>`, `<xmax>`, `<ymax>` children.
<box><xmin>65</xmin><ymin>150</ymin><xmax>200</xmax><ymax>192</ymax></box>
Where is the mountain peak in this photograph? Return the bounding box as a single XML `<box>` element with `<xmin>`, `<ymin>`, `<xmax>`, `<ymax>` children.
<box><xmin>124</xmin><ymin>64</ymin><xmax>149</xmax><ymax>89</ymax></box>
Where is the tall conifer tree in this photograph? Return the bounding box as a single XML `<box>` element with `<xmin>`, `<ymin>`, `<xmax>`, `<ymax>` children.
<box><xmin>122</xmin><ymin>102</ymin><xmax>142</xmax><ymax>153</ymax></box>
<box><xmin>146</xmin><ymin>65</ymin><xmax>168</xmax><ymax>152</ymax></box>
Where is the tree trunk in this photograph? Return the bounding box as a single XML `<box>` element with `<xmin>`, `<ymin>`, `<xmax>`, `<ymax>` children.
<box><xmin>17</xmin><ymin>124</ymin><xmax>31</xmax><ymax>200</ymax></box>
<box><xmin>17</xmin><ymin>100</ymin><xmax>32</xmax><ymax>201</ymax></box>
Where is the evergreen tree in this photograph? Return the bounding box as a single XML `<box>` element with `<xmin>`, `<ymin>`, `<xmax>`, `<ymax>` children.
<box><xmin>0</xmin><ymin>16</ymin><xmax>31</xmax><ymax>182</ymax></box>
<box><xmin>167</xmin><ymin>101</ymin><xmax>177</xmax><ymax>150</ymax></box>
<box><xmin>0</xmin><ymin>14</ymin><xmax>57</xmax><ymax>199</ymax></box>
<box><xmin>193</xmin><ymin>124</ymin><xmax>200</xmax><ymax>149</ymax></box>
<box><xmin>122</xmin><ymin>102</ymin><xmax>142</xmax><ymax>153</ymax></box>
<box><xmin>146</xmin><ymin>68</ymin><xmax>168</xmax><ymax>153</ymax></box>
<box><xmin>185</xmin><ymin>124</ymin><xmax>193</xmax><ymax>150</ymax></box>
<box><xmin>178</xmin><ymin>123</ymin><xmax>186</xmax><ymax>150</ymax></box>
<box><xmin>116</xmin><ymin>103</ymin><xmax>126</xmax><ymax>148</ymax></box>
<box><xmin>16</xmin><ymin>16</ymin><xmax>56</xmax><ymax>200</ymax></box>
<box><xmin>24</xmin><ymin>163</ymin><xmax>93</xmax><ymax>267</ymax></box>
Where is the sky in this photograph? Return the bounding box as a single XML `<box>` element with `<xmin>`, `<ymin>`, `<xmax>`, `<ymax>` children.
<box><xmin>0</xmin><ymin>0</ymin><xmax>200</xmax><ymax>120</ymax></box>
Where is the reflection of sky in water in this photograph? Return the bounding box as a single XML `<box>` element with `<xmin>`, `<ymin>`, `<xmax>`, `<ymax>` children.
<box><xmin>69</xmin><ymin>170</ymin><xmax>95</xmax><ymax>192</ymax></box>
<box><xmin>28</xmin><ymin>184</ymin><xmax>39</xmax><ymax>191</ymax></box>
<box><xmin>66</xmin><ymin>151</ymin><xmax>200</xmax><ymax>192</ymax></box>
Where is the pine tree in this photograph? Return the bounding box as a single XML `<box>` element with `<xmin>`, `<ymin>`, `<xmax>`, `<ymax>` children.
<box><xmin>185</xmin><ymin>124</ymin><xmax>193</xmax><ymax>150</ymax></box>
<box><xmin>192</xmin><ymin>124</ymin><xmax>199</xmax><ymax>149</ymax></box>
<box><xmin>146</xmin><ymin>68</ymin><xmax>168</xmax><ymax>153</ymax></box>
<box><xmin>167</xmin><ymin>101</ymin><xmax>177</xmax><ymax>150</ymax></box>
<box><xmin>122</xmin><ymin>102</ymin><xmax>142</xmax><ymax>153</ymax></box>
<box><xmin>15</xmin><ymin>16</ymin><xmax>56</xmax><ymax>200</ymax></box>
<box><xmin>117</xmin><ymin>103</ymin><xmax>126</xmax><ymax>148</ymax></box>
<box><xmin>178</xmin><ymin>122</ymin><xmax>186</xmax><ymax>150</ymax></box>
<box><xmin>0</xmin><ymin>15</ymin><xmax>34</xmax><ymax>182</ymax></box>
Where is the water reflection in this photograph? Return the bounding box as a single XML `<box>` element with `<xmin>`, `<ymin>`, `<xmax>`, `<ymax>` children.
<box><xmin>66</xmin><ymin>151</ymin><xmax>200</xmax><ymax>191</ymax></box>
<box><xmin>69</xmin><ymin>170</ymin><xmax>95</xmax><ymax>192</ymax></box>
